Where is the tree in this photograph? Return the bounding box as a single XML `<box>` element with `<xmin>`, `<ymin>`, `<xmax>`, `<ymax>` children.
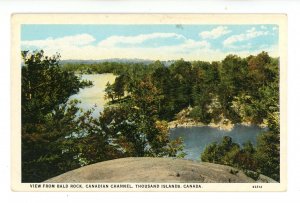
<box><xmin>113</xmin><ymin>74</ymin><xmax>128</xmax><ymax>99</ymax></box>
<box><xmin>104</xmin><ymin>82</ymin><xmax>116</xmax><ymax>102</ymax></box>
<box><xmin>169</xmin><ymin>60</ymin><xmax>193</xmax><ymax>110</ymax></box>
<box><xmin>97</xmin><ymin>102</ymin><xmax>184</xmax><ymax>158</ymax></box>
<box><xmin>21</xmin><ymin>50</ymin><xmax>91</xmax><ymax>124</ymax></box>
<box><xmin>201</xmin><ymin>136</ymin><xmax>257</xmax><ymax>178</ymax></box>
<box><xmin>201</xmin><ymin>136</ymin><xmax>240</xmax><ymax>164</ymax></box>
<box><xmin>247</xmin><ymin>51</ymin><xmax>273</xmax><ymax>87</ymax></box>
<box><xmin>100</xmin><ymin>74</ymin><xmax>185</xmax><ymax>158</ymax></box>
<box><xmin>21</xmin><ymin>50</ymin><xmax>92</xmax><ymax>182</ymax></box>
<box><xmin>236</xmin><ymin>141</ymin><xmax>257</xmax><ymax>171</ymax></box>
<box><xmin>201</xmin><ymin>142</ymin><xmax>221</xmax><ymax>163</ymax></box>
<box><xmin>188</xmin><ymin>61</ymin><xmax>220</xmax><ymax>124</ymax></box>
<box><xmin>218</xmin><ymin>55</ymin><xmax>248</xmax><ymax>122</ymax></box>
<box><xmin>255</xmin><ymin>111</ymin><xmax>280</xmax><ymax>181</ymax></box>
<box><xmin>25</xmin><ymin>50</ymin><xmax>280</xmax><ymax>182</ymax></box>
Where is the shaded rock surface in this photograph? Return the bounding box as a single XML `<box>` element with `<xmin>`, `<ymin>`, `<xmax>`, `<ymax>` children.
<box><xmin>45</xmin><ymin>157</ymin><xmax>277</xmax><ymax>183</ymax></box>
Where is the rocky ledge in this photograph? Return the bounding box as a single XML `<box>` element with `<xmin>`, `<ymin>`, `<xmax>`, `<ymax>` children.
<box><xmin>45</xmin><ymin>157</ymin><xmax>276</xmax><ymax>183</ymax></box>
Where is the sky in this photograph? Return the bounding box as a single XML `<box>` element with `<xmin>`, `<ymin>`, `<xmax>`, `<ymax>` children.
<box><xmin>21</xmin><ymin>24</ymin><xmax>279</xmax><ymax>61</ymax></box>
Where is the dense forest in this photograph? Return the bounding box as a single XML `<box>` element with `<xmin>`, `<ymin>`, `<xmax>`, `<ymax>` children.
<box><xmin>22</xmin><ymin>50</ymin><xmax>280</xmax><ymax>182</ymax></box>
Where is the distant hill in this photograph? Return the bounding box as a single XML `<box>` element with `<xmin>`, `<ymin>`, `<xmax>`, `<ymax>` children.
<box><xmin>60</xmin><ymin>58</ymin><xmax>175</xmax><ymax>66</ymax></box>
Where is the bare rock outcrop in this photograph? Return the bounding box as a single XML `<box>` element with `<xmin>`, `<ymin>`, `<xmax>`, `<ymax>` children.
<box><xmin>45</xmin><ymin>157</ymin><xmax>277</xmax><ymax>183</ymax></box>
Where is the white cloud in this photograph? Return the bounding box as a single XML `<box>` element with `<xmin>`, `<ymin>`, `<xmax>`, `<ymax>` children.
<box><xmin>223</xmin><ymin>44</ymin><xmax>278</xmax><ymax>59</ymax></box>
<box><xmin>200</xmin><ymin>26</ymin><xmax>231</xmax><ymax>39</ymax></box>
<box><xmin>98</xmin><ymin>33</ymin><xmax>186</xmax><ymax>47</ymax></box>
<box><xmin>21</xmin><ymin>31</ymin><xmax>278</xmax><ymax>62</ymax></box>
<box><xmin>272</xmin><ymin>26</ymin><xmax>278</xmax><ymax>31</ymax></box>
<box><xmin>261</xmin><ymin>25</ymin><xmax>267</xmax><ymax>30</ymax></box>
<box><xmin>22</xmin><ymin>34</ymin><xmax>96</xmax><ymax>48</ymax></box>
<box><xmin>223</xmin><ymin>27</ymin><xmax>269</xmax><ymax>47</ymax></box>
<box><xmin>160</xmin><ymin>39</ymin><xmax>210</xmax><ymax>49</ymax></box>
<box><xmin>22</xmin><ymin>33</ymin><xmax>212</xmax><ymax>61</ymax></box>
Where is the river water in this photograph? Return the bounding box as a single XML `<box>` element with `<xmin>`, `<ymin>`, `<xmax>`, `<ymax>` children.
<box><xmin>70</xmin><ymin>74</ymin><xmax>264</xmax><ymax>161</ymax></box>
<box><xmin>68</xmin><ymin>74</ymin><xmax>117</xmax><ymax>117</ymax></box>
<box><xmin>170</xmin><ymin>125</ymin><xmax>265</xmax><ymax>160</ymax></box>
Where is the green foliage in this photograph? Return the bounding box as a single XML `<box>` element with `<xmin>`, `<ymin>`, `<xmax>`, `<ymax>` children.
<box><xmin>201</xmin><ymin>136</ymin><xmax>242</xmax><ymax>166</ymax></box>
<box><xmin>104</xmin><ymin>82</ymin><xmax>116</xmax><ymax>102</ymax></box>
<box><xmin>189</xmin><ymin>106</ymin><xmax>205</xmax><ymax>122</ymax></box>
<box><xmin>22</xmin><ymin>50</ymin><xmax>86</xmax><ymax>124</ymax></box>
<box><xmin>66</xmin><ymin>51</ymin><xmax>280</xmax><ymax>180</ymax></box>
<box><xmin>22</xmin><ymin>51</ymin><xmax>185</xmax><ymax>182</ymax></box>
<box><xmin>22</xmin><ymin>50</ymin><xmax>94</xmax><ymax>182</ymax></box>
<box><xmin>22</xmin><ymin>50</ymin><xmax>280</xmax><ymax>182</ymax></box>
<box><xmin>247</xmin><ymin>51</ymin><xmax>274</xmax><ymax>87</ymax></box>
<box><xmin>71</xmin><ymin>52</ymin><xmax>278</xmax><ymax>126</ymax></box>
<box><xmin>244</xmin><ymin>170</ymin><xmax>260</xmax><ymax>181</ymax></box>
<box><xmin>104</xmin><ymin>76</ymin><xmax>184</xmax><ymax>157</ymax></box>
<box><xmin>255</xmin><ymin>128</ymin><xmax>280</xmax><ymax>181</ymax></box>
<box><xmin>201</xmin><ymin>129</ymin><xmax>280</xmax><ymax>181</ymax></box>
<box><xmin>201</xmin><ymin>136</ymin><xmax>258</xmax><ymax>180</ymax></box>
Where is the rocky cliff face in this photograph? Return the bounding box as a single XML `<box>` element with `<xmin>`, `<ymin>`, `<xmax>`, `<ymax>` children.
<box><xmin>45</xmin><ymin>157</ymin><xmax>276</xmax><ymax>183</ymax></box>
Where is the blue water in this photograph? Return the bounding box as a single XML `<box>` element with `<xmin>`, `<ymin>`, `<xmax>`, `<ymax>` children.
<box><xmin>170</xmin><ymin>125</ymin><xmax>266</xmax><ymax>161</ymax></box>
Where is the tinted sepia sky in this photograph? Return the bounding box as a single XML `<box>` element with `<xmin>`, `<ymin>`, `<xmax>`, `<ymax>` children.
<box><xmin>21</xmin><ymin>24</ymin><xmax>279</xmax><ymax>61</ymax></box>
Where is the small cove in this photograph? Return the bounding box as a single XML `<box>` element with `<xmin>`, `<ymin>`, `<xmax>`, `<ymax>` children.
<box><xmin>69</xmin><ymin>74</ymin><xmax>266</xmax><ymax>161</ymax></box>
<box><xmin>170</xmin><ymin>125</ymin><xmax>266</xmax><ymax>161</ymax></box>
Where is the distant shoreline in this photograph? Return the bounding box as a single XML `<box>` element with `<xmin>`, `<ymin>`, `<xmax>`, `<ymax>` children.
<box><xmin>168</xmin><ymin>119</ymin><xmax>267</xmax><ymax>131</ymax></box>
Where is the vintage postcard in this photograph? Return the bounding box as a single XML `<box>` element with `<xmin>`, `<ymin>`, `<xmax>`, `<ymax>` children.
<box><xmin>11</xmin><ymin>14</ymin><xmax>287</xmax><ymax>191</ymax></box>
